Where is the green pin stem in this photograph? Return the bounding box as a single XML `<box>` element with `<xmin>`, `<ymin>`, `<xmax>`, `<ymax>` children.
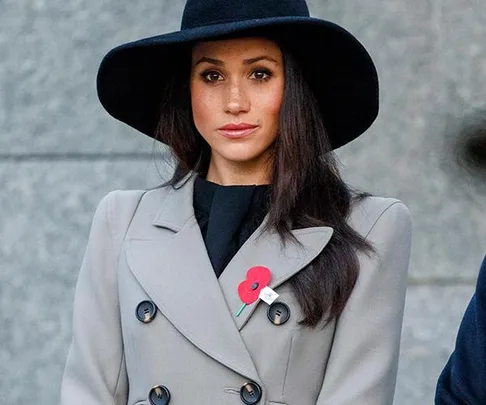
<box><xmin>236</xmin><ymin>303</ymin><xmax>247</xmax><ymax>317</ymax></box>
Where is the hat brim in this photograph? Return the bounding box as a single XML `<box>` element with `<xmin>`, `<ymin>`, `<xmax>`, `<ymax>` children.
<box><xmin>97</xmin><ymin>16</ymin><xmax>379</xmax><ymax>150</ymax></box>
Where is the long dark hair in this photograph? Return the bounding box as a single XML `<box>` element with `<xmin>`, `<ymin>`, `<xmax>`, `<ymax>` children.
<box><xmin>155</xmin><ymin>39</ymin><xmax>374</xmax><ymax>327</ymax></box>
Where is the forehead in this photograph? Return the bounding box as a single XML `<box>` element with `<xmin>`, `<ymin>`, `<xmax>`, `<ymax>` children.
<box><xmin>191</xmin><ymin>36</ymin><xmax>282</xmax><ymax>60</ymax></box>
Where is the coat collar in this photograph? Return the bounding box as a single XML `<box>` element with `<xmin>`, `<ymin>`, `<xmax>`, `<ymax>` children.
<box><xmin>127</xmin><ymin>173</ymin><xmax>334</xmax><ymax>385</ymax></box>
<box><xmin>151</xmin><ymin>172</ymin><xmax>195</xmax><ymax>231</ymax></box>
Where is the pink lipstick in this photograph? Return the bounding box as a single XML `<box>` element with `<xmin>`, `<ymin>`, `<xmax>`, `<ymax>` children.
<box><xmin>217</xmin><ymin>122</ymin><xmax>259</xmax><ymax>138</ymax></box>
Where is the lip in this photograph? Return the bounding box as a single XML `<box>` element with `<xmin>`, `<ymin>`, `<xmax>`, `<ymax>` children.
<box><xmin>217</xmin><ymin>123</ymin><xmax>259</xmax><ymax>139</ymax></box>
<box><xmin>218</xmin><ymin>123</ymin><xmax>259</xmax><ymax>130</ymax></box>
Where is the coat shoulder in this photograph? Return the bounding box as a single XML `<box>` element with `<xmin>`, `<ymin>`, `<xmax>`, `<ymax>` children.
<box><xmin>348</xmin><ymin>195</ymin><xmax>412</xmax><ymax>239</ymax></box>
<box><xmin>98</xmin><ymin>187</ymin><xmax>167</xmax><ymax>240</ymax></box>
<box><xmin>103</xmin><ymin>187</ymin><xmax>171</xmax><ymax>218</ymax></box>
<box><xmin>101</xmin><ymin>186</ymin><xmax>175</xmax><ymax>239</ymax></box>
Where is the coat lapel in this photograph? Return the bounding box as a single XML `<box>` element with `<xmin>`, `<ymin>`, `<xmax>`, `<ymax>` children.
<box><xmin>125</xmin><ymin>173</ymin><xmax>333</xmax><ymax>383</ymax></box>
<box><xmin>126</xmin><ymin>175</ymin><xmax>262</xmax><ymax>383</ymax></box>
<box><xmin>218</xmin><ymin>222</ymin><xmax>334</xmax><ymax>330</ymax></box>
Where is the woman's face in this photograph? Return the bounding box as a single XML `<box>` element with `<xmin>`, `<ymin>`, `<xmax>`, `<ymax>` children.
<box><xmin>190</xmin><ymin>37</ymin><xmax>284</xmax><ymax>174</ymax></box>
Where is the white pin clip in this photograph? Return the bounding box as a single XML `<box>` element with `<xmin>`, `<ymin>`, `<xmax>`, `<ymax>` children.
<box><xmin>259</xmin><ymin>286</ymin><xmax>279</xmax><ymax>305</ymax></box>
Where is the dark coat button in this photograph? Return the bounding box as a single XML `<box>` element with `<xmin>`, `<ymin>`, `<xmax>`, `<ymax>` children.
<box><xmin>136</xmin><ymin>300</ymin><xmax>157</xmax><ymax>323</ymax></box>
<box><xmin>240</xmin><ymin>381</ymin><xmax>262</xmax><ymax>404</ymax></box>
<box><xmin>267</xmin><ymin>302</ymin><xmax>290</xmax><ymax>325</ymax></box>
<box><xmin>149</xmin><ymin>385</ymin><xmax>171</xmax><ymax>405</ymax></box>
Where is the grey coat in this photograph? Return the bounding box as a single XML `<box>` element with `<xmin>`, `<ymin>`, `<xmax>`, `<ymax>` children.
<box><xmin>60</xmin><ymin>174</ymin><xmax>412</xmax><ymax>405</ymax></box>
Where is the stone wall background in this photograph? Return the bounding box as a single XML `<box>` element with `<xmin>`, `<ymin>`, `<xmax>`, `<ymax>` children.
<box><xmin>1</xmin><ymin>0</ymin><xmax>485</xmax><ymax>404</ymax></box>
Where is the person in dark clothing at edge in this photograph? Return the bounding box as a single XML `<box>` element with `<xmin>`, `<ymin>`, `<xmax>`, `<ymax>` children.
<box><xmin>436</xmin><ymin>257</ymin><xmax>486</xmax><ymax>404</ymax></box>
<box><xmin>436</xmin><ymin>117</ymin><xmax>486</xmax><ymax>404</ymax></box>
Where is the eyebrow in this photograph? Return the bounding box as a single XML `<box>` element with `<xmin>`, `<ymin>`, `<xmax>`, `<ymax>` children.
<box><xmin>194</xmin><ymin>55</ymin><xmax>279</xmax><ymax>66</ymax></box>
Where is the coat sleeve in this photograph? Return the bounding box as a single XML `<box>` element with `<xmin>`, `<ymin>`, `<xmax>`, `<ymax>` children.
<box><xmin>316</xmin><ymin>202</ymin><xmax>412</xmax><ymax>405</ymax></box>
<box><xmin>435</xmin><ymin>256</ymin><xmax>486</xmax><ymax>404</ymax></box>
<box><xmin>60</xmin><ymin>190</ymin><xmax>143</xmax><ymax>405</ymax></box>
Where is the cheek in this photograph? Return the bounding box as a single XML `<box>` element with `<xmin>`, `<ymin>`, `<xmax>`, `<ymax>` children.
<box><xmin>190</xmin><ymin>83</ymin><xmax>216</xmax><ymax>134</ymax></box>
<box><xmin>259</xmin><ymin>83</ymin><xmax>284</xmax><ymax>117</ymax></box>
<box><xmin>257</xmin><ymin>84</ymin><xmax>284</xmax><ymax>130</ymax></box>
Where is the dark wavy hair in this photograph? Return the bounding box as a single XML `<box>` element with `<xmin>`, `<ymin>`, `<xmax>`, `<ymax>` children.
<box><xmin>154</xmin><ymin>38</ymin><xmax>374</xmax><ymax>327</ymax></box>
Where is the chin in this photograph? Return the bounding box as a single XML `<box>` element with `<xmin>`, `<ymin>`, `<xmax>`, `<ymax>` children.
<box><xmin>221</xmin><ymin>153</ymin><xmax>264</xmax><ymax>164</ymax></box>
<box><xmin>217</xmin><ymin>146</ymin><xmax>271</xmax><ymax>165</ymax></box>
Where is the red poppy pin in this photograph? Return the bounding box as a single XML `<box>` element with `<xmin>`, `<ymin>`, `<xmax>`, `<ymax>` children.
<box><xmin>236</xmin><ymin>266</ymin><xmax>271</xmax><ymax>317</ymax></box>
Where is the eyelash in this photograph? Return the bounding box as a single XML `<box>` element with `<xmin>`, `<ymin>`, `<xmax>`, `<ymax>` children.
<box><xmin>200</xmin><ymin>68</ymin><xmax>273</xmax><ymax>83</ymax></box>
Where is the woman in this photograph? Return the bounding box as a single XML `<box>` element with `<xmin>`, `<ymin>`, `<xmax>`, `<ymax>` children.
<box><xmin>61</xmin><ymin>0</ymin><xmax>412</xmax><ymax>404</ymax></box>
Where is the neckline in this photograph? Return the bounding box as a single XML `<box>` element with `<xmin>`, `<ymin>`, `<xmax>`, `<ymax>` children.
<box><xmin>193</xmin><ymin>176</ymin><xmax>270</xmax><ymax>216</ymax></box>
<box><xmin>198</xmin><ymin>176</ymin><xmax>271</xmax><ymax>189</ymax></box>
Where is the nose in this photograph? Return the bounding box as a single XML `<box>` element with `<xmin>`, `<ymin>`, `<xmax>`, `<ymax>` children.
<box><xmin>224</xmin><ymin>80</ymin><xmax>250</xmax><ymax>115</ymax></box>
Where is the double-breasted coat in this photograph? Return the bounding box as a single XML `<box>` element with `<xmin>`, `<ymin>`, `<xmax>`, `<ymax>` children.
<box><xmin>60</xmin><ymin>174</ymin><xmax>412</xmax><ymax>405</ymax></box>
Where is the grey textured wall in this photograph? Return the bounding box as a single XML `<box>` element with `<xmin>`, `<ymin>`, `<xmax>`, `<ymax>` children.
<box><xmin>1</xmin><ymin>0</ymin><xmax>485</xmax><ymax>404</ymax></box>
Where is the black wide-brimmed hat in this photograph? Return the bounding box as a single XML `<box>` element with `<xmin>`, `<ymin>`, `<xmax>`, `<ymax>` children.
<box><xmin>97</xmin><ymin>0</ymin><xmax>379</xmax><ymax>150</ymax></box>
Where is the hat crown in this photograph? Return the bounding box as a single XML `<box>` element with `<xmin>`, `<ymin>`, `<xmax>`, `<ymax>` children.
<box><xmin>181</xmin><ymin>0</ymin><xmax>310</xmax><ymax>30</ymax></box>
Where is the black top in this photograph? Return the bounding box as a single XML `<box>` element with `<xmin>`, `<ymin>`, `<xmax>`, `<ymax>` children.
<box><xmin>193</xmin><ymin>176</ymin><xmax>270</xmax><ymax>278</ymax></box>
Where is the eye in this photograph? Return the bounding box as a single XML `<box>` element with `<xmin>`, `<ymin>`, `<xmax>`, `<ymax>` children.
<box><xmin>250</xmin><ymin>69</ymin><xmax>272</xmax><ymax>82</ymax></box>
<box><xmin>201</xmin><ymin>70</ymin><xmax>223</xmax><ymax>83</ymax></box>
